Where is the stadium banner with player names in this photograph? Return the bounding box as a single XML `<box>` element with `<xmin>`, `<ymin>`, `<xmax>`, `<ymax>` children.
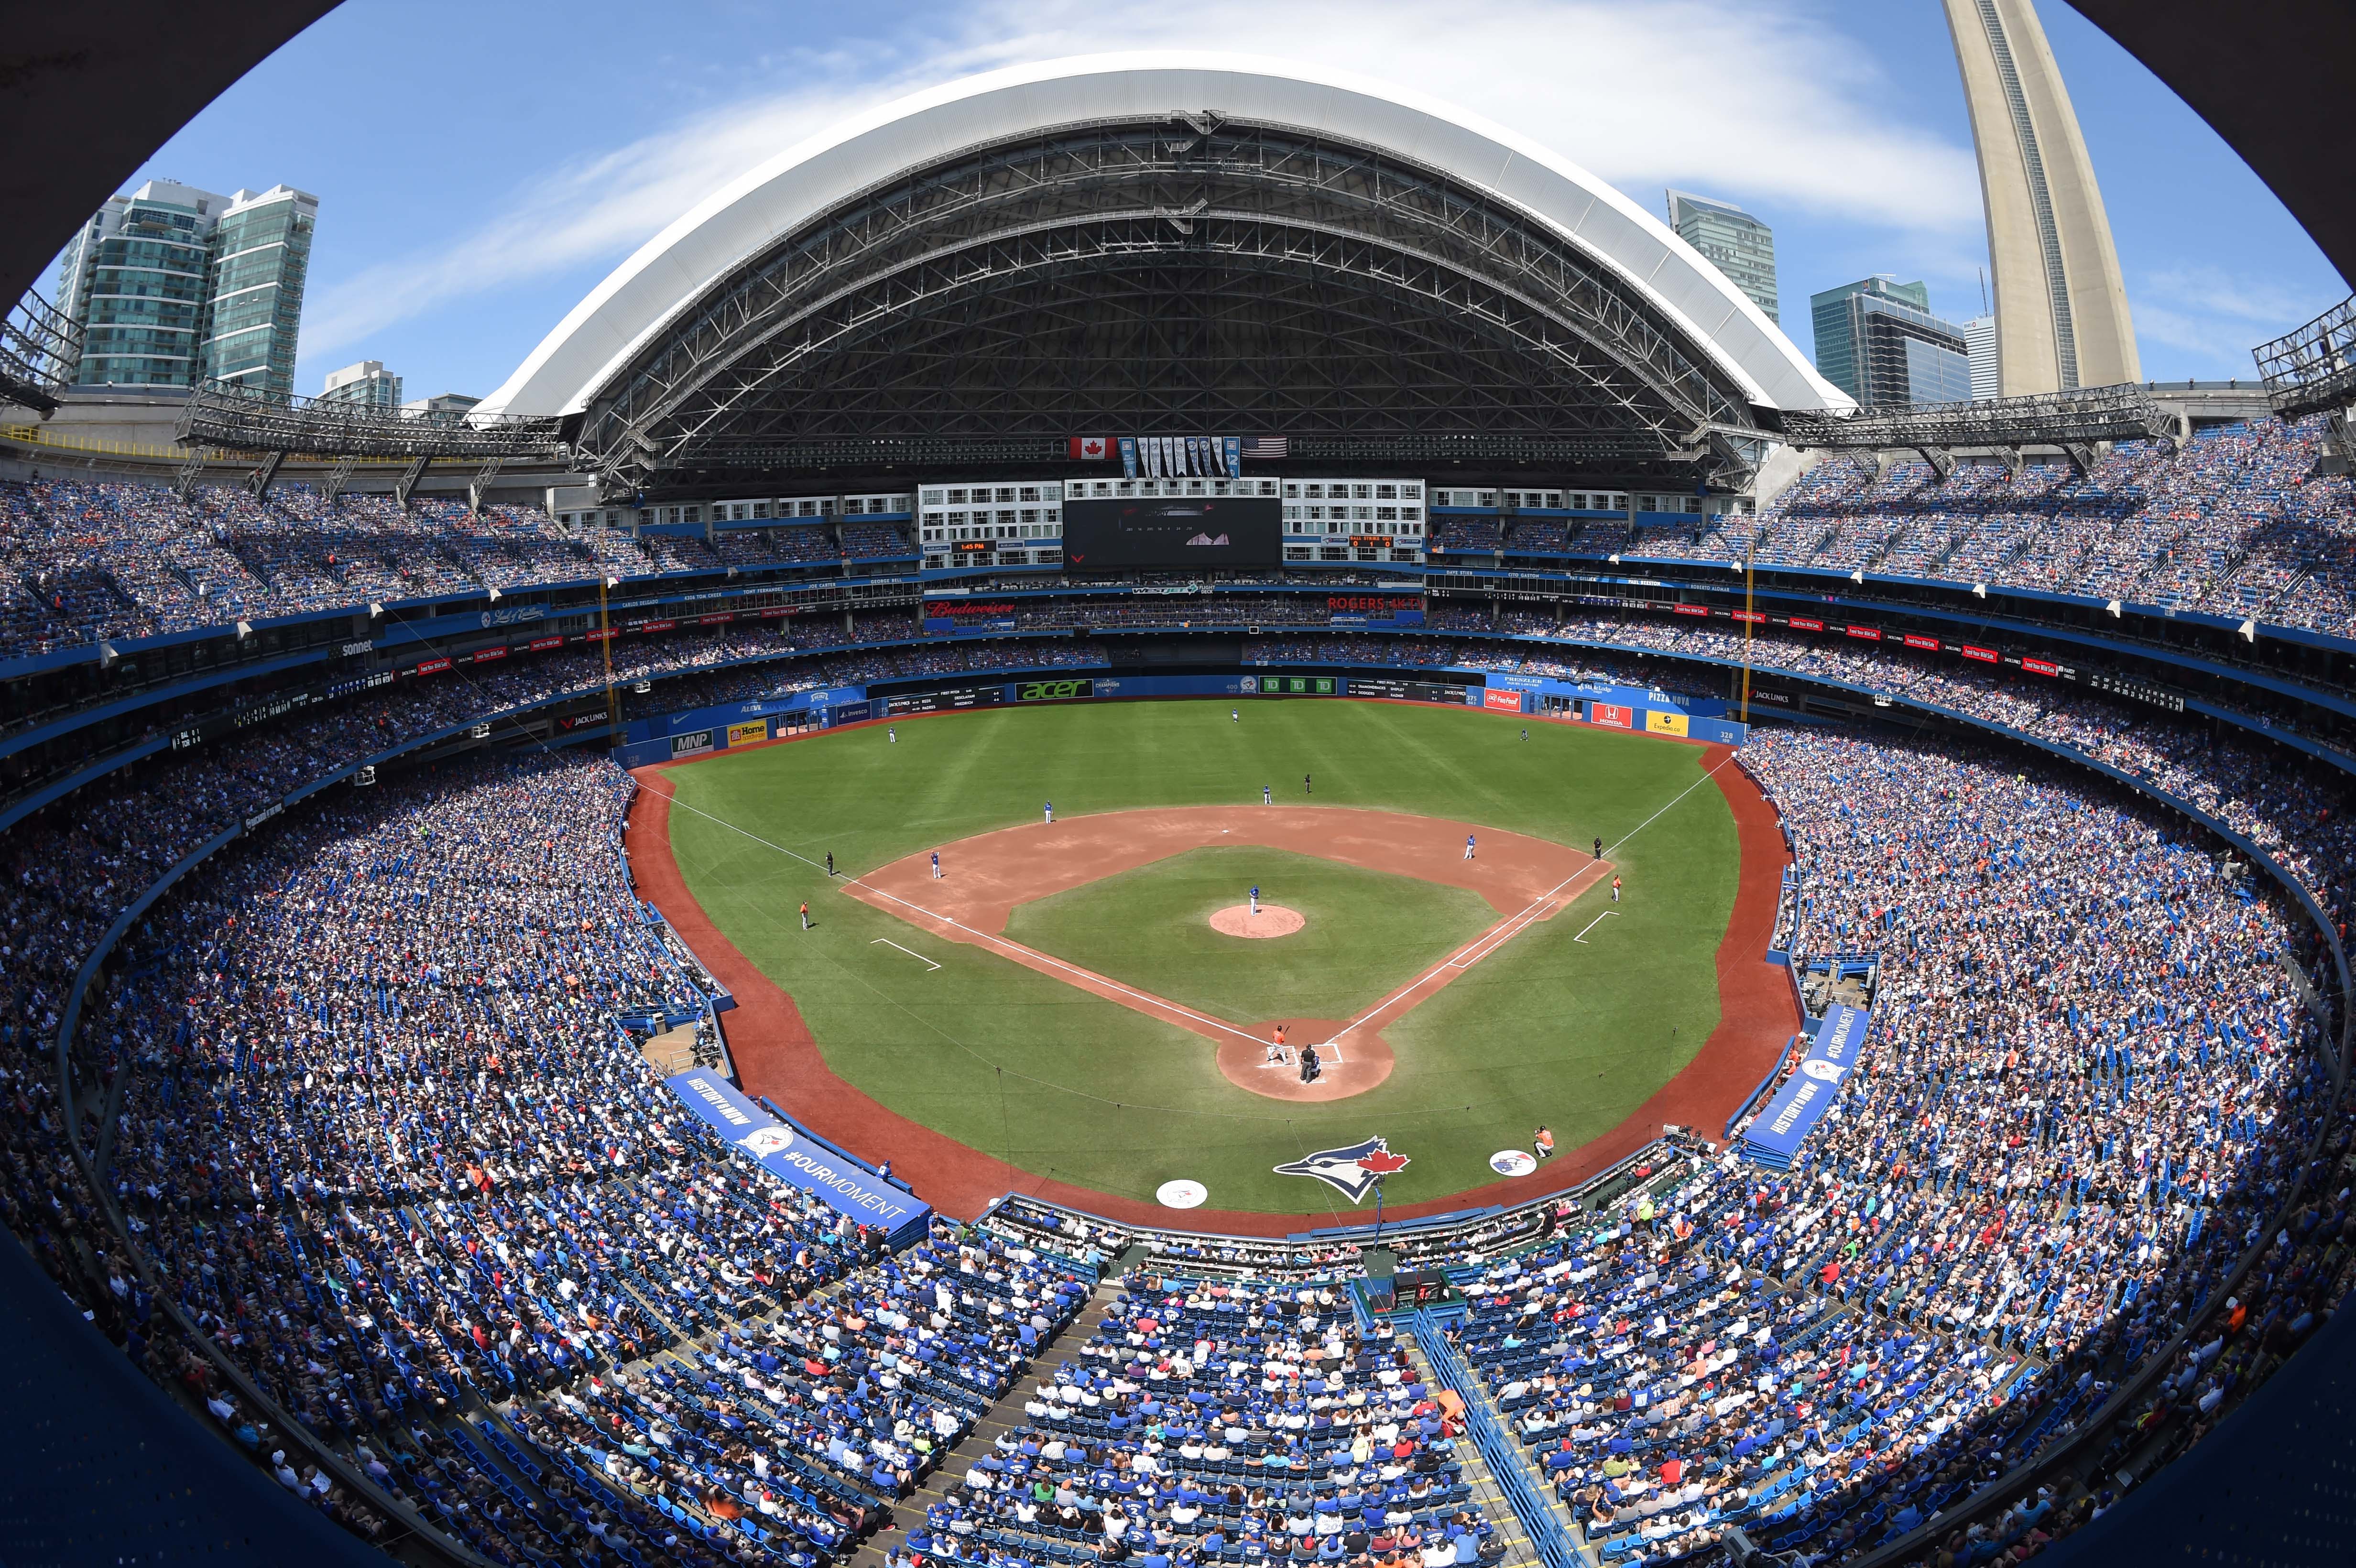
<box><xmin>665</xmin><ymin>1071</ymin><xmax>931</xmax><ymax>1243</ymax></box>
<box><xmin>1740</xmin><ymin>1003</ymin><xmax>1871</xmax><ymax>1167</ymax></box>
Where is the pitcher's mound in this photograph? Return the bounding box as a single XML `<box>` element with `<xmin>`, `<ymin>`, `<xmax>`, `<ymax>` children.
<box><xmin>1210</xmin><ymin>904</ymin><xmax>1304</xmax><ymax>938</ymax></box>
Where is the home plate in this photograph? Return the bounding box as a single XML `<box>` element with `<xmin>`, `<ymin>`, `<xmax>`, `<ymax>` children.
<box><xmin>1156</xmin><ymin>1179</ymin><xmax>1208</xmax><ymax>1209</ymax></box>
<box><xmin>1210</xmin><ymin>904</ymin><xmax>1304</xmax><ymax>937</ymax></box>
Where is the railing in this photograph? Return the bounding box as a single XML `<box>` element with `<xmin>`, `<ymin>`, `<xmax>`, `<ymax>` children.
<box><xmin>1413</xmin><ymin>1308</ymin><xmax>1587</xmax><ymax>1568</ymax></box>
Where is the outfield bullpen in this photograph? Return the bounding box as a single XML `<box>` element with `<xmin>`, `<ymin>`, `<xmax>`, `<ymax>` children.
<box><xmin>627</xmin><ymin>697</ymin><xmax>1795</xmax><ymax>1229</ymax></box>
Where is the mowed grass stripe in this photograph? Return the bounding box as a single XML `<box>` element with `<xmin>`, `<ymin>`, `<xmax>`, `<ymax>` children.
<box><xmin>664</xmin><ymin>698</ymin><xmax>1734</xmax><ymax>1211</ymax></box>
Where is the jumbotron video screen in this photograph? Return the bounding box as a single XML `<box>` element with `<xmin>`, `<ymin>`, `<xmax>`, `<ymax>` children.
<box><xmin>1060</xmin><ymin>496</ymin><xmax>1283</xmax><ymax>569</ymax></box>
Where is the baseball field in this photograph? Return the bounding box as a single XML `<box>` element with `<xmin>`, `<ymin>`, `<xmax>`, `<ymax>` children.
<box><xmin>635</xmin><ymin>696</ymin><xmax>1782</xmax><ymax>1223</ymax></box>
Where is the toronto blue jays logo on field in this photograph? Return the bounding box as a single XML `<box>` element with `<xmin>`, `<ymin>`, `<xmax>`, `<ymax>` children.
<box><xmin>1272</xmin><ymin>1136</ymin><xmax>1411</xmax><ymax>1205</ymax></box>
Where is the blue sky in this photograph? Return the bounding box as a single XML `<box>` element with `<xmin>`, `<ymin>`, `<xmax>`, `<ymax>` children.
<box><xmin>111</xmin><ymin>0</ymin><xmax>2345</xmax><ymax>401</ymax></box>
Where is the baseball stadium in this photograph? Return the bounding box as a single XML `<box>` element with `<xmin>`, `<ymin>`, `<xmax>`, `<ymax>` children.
<box><xmin>3</xmin><ymin>6</ymin><xmax>2356</xmax><ymax>1568</ymax></box>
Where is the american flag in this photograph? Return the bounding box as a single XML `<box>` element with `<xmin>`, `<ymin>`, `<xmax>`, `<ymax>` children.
<box><xmin>1239</xmin><ymin>436</ymin><xmax>1288</xmax><ymax>459</ymax></box>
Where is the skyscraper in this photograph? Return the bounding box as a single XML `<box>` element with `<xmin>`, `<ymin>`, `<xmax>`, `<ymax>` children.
<box><xmin>50</xmin><ymin>178</ymin><xmax>318</xmax><ymax>398</ymax></box>
<box><xmin>1666</xmin><ymin>190</ymin><xmax>1779</xmax><ymax>323</ymax></box>
<box><xmin>320</xmin><ymin>360</ymin><xmax>403</xmax><ymax>410</ymax></box>
<box><xmin>201</xmin><ymin>185</ymin><xmax>318</xmax><ymax>399</ymax></box>
<box><xmin>1942</xmin><ymin>0</ymin><xmax>2138</xmax><ymax>393</ymax></box>
<box><xmin>1963</xmin><ymin>315</ymin><xmax>2000</xmax><ymax>400</ymax></box>
<box><xmin>1811</xmin><ymin>277</ymin><xmax>1974</xmax><ymax>407</ymax></box>
<box><xmin>49</xmin><ymin>179</ymin><xmax>220</xmax><ymax>389</ymax></box>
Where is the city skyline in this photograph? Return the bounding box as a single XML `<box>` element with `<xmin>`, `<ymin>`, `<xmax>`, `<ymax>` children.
<box><xmin>87</xmin><ymin>0</ymin><xmax>2344</xmax><ymax>401</ymax></box>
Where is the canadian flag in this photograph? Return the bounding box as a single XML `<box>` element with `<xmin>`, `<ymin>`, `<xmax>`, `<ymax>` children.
<box><xmin>1068</xmin><ymin>436</ymin><xmax>1111</xmax><ymax>460</ymax></box>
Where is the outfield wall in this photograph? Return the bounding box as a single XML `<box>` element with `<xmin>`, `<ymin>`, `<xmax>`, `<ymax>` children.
<box><xmin>610</xmin><ymin>664</ymin><xmax>1751</xmax><ymax>767</ymax></box>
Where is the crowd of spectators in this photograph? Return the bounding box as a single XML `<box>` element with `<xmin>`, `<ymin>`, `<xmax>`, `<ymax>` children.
<box><xmin>7</xmin><ymin>574</ymin><xmax>2356</xmax><ymax>1564</ymax></box>
<box><xmin>0</xmin><ymin>481</ymin><xmax>925</xmax><ymax>663</ymax></box>
<box><xmin>8</xmin><ymin>747</ymin><xmax>1092</xmax><ymax>1565</ymax></box>
<box><xmin>1438</xmin><ymin>726</ymin><xmax>2353</xmax><ymax>1565</ymax></box>
<box><xmin>914</xmin><ymin>1279</ymin><xmax>1508</xmax><ymax>1568</ymax></box>
<box><xmin>1621</xmin><ymin>415</ymin><xmax>2356</xmax><ymax>637</ymax></box>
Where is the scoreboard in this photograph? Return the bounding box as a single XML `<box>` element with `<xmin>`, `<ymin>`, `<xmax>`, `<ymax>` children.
<box><xmin>885</xmin><ymin>686</ymin><xmax>1005</xmax><ymax>715</ymax></box>
<box><xmin>1348</xmin><ymin>676</ymin><xmax>1472</xmax><ymax>704</ymax></box>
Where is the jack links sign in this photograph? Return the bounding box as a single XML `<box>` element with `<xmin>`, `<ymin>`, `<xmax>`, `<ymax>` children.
<box><xmin>665</xmin><ymin>1071</ymin><xmax>930</xmax><ymax>1242</ymax></box>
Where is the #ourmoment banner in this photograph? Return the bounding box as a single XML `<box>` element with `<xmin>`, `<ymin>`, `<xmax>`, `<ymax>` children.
<box><xmin>1740</xmin><ymin>1003</ymin><xmax>1871</xmax><ymax>1165</ymax></box>
<box><xmin>665</xmin><ymin>1070</ymin><xmax>931</xmax><ymax>1239</ymax></box>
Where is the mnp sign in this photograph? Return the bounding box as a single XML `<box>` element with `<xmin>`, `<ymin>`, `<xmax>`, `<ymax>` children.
<box><xmin>666</xmin><ymin>1071</ymin><xmax>931</xmax><ymax>1243</ymax></box>
<box><xmin>1740</xmin><ymin>1003</ymin><xmax>1871</xmax><ymax>1168</ymax></box>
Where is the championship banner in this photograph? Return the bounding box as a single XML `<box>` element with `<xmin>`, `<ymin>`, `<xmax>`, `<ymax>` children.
<box><xmin>1741</xmin><ymin>1004</ymin><xmax>1871</xmax><ymax>1167</ymax></box>
<box><xmin>1222</xmin><ymin>436</ymin><xmax>1242</xmax><ymax>477</ymax></box>
<box><xmin>665</xmin><ymin>1071</ymin><xmax>930</xmax><ymax>1241</ymax></box>
<box><xmin>1119</xmin><ymin>436</ymin><xmax>1139</xmax><ymax>478</ymax></box>
<box><xmin>1184</xmin><ymin>436</ymin><xmax>1200</xmax><ymax>474</ymax></box>
<box><xmin>1646</xmin><ymin>710</ymin><xmax>1690</xmax><ymax>738</ymax></box>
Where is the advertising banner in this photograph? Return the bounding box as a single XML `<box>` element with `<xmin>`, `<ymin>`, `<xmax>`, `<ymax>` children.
<box><xmin>665</xmin><ymin>1071</ymin><xmax>930</xmax><ymax>1241</ymax></box>
<box><xmin>1902</xmin><ymin>633</ymin><xmax>1942</xmax><ymax>651</ymax></box>
<box><xmin>1961</xmin><ymin>644</ymin><xmax>1999</xmax><ymax>663</ymax></box>
<box><xmin>1741</xmin><ymin>1003</ymin><xmax>1871</xmax><ymax>1167</ymax></box>
<box><xmin>1589</xmin><ymin>702</ymin><xmax>1633</xmax><ymax>729</ymax></box>
<box><xmin>726</xmin><ymin>719</ymin><xmax>769</xmax><ymax>748</ymax></box>
<box><xmin>670</xmin><ymin>730</ymin><xmax>713</xmax><ymax>758</ymax></box>
<box><xmin>1645</xmin><ymin>710</ymin><xmax>1691</xmax><ymax>738</ymax></box>
<box><xmin>1483</xmin><ymin>687</ymin><xmax>1526</xmax><ymax>713</ymax></box>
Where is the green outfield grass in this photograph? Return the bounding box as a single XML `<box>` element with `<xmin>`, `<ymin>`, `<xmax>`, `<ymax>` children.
<box><xmin>660</xmin><ymin>697</ymin><xmax>1738</xmax><ymax>1215</ymax></box>
<box><xmin>1007</xmin><ymin>846</ymin><xmax>1497</xmax><ymax>1026</ymax></box>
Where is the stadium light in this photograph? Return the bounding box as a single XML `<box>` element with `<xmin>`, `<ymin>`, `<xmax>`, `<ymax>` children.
<box><xmin>1780</xmin><ymin>383</ymin><xmax>2176</xmax><ymax>452</ymax></box>
<box><xmin>2253</xmin><ymin>291</ymin><xmax>2356</xmax><ymax>419</ymax></box>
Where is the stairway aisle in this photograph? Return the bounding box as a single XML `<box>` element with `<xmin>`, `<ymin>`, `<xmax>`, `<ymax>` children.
<box><xmin>849</xmin><ymin>1274</ymin><xmax>1123</xmax><ymax>1568</ymax></box>
<box><xmin>1402</xmin><ymin>1323</ymin><xmax>1599</xmax><ymax>1568</ymax></box>
<box><xmin>1398</xmin><ymin>1330</ymin><xmax>1560</xmax><ymax>1568</ymax></box>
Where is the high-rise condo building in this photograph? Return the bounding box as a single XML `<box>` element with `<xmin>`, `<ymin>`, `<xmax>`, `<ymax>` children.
<box><xmin>50</xmin><ymin>178</ymin><xmax>318</xmax><ymax>399</ymax></box>
<box><xmin>320</xmin><ymin>360</ymin><xmax>403</xmax><ymax>410</ymax></box>
<box><xmin>1666</xmin><ymin>189</ymin><xmax>1779</xmax><ymax>323</ymax></box>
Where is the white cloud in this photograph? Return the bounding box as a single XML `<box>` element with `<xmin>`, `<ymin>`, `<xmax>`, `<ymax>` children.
<box><xmin>2131</xmin><ymin>265</ymin><xmax>2335</xmax><ymax>372</ymax></box>
<box><xmin>304</xmin><ymin>0</ymin><xmax>1982</xmax><ymax>359</ymax></box>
